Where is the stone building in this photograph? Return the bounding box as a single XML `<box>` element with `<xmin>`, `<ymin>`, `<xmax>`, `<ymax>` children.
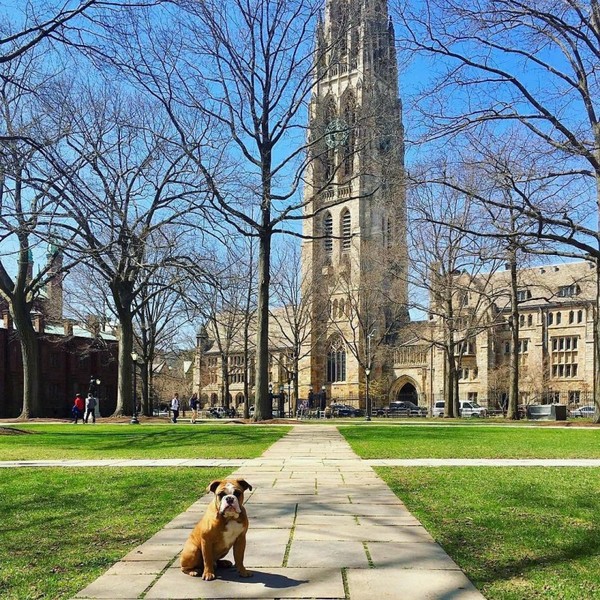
<box><xmin>0</xmin><ymin>246</ymin><xmax>119</xmax><ymax>418</ymax></box>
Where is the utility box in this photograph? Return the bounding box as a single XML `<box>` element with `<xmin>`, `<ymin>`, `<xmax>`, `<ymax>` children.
<box><xmin>526</xmin><ymin>404</ymin><xmax>567</xmax><ymax>421</ymax></box>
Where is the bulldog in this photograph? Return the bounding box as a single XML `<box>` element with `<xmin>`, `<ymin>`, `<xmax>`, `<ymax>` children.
<box><xmin>180</xmin><ymin>478</ymin><xmax>253</xmax><ymax>581</ymax></box>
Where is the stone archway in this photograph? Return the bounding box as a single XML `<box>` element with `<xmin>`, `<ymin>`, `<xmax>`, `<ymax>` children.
<box><xmin>389</xmin><ymin>376</ymin><xmax>421</xmax><ymax>405</ymax></box>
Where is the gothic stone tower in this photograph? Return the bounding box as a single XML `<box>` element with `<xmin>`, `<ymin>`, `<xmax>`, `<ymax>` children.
<box><xmin>300</xmin><ymin>0</ymin><xmax>408</xmax><ymax>405</ymax></box>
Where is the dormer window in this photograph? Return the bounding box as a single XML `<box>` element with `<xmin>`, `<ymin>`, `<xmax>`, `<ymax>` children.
<box><xmin>517</xmin><ymin>289</ymin><xmax>532</xmax><ymax>302</ymax></box>
<box><xmin>558</xmin><ymin>284</ymin><xmax>580</xmax><ymax>298</ymax></box>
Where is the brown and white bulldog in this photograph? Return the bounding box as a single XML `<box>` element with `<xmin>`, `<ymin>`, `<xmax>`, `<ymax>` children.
<box><xmin>180</xmin><ymin>478</ymin><xmax>253</xmax><ymax>581</ymax></box>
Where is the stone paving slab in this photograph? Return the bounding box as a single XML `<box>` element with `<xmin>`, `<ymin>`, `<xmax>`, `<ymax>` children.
<box><xmin>346</xmin><ymin>567</ymin><xmax>484</xmax><ymax>599</ymax></box>
<box><xmin>367</xmin><ymin>542</ymin><xmax>462</xmax><ymax>570</ymax></box>
<box><xmin>74</xmin><ymin>573</ymin><xmax>156</xmax><ymax>598</ymax></box>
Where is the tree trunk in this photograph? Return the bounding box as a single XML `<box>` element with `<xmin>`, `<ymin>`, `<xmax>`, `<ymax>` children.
<box><xmin>13</xmin><ymin>305</ymin><xmax>41</xmax><ymax>419</ymax></box>
<box><xmin>114</xmin><ymin>316</ymin><xmax>133</xmax><ymax>416</ymax></box>
<box><xmin>508</xmin><ymin>249</ymin><xmax>520</xmax><ymax>420</ymax></box>
<box><xmin>594</xmin><ymin>258</ymin><xmax>600</xmax><ymax>423</ymax></box>
<box><xmin>254</xmin><ymin>229</ymin><xmax>273</xmax><ymax>421</ymax></box>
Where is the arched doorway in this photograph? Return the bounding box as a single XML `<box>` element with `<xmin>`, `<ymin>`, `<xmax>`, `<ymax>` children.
<box><xmin>396</xmin><ymin>382</ymin><xmax>418</xmax><ymax>404</ymax></box>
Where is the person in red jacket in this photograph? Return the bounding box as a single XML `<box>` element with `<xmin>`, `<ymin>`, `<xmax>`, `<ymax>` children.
<box><xmin>72</xmin><ymin>393</ymin><xmax>85</xmax><ymax>424</ymax></box>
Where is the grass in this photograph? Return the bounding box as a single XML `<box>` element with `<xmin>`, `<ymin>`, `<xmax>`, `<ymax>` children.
<box><xmin>338</xmin><ymin>424</ymin><xmax>600</xmax><ymax>458</ymax></box>
<box><xmin>377</xmin><ymin>467</ymin><xmax>600</xmax><ymax>600</ymax></box>
<box><xmin>0</xmin><ymin>423</ymin><xmax>290</xmax><ymax>460</ymax></box>
<box><xmin>0</xmin><ymin>467</ymin><xmax>230</xmax><ymax>600</ymax></box>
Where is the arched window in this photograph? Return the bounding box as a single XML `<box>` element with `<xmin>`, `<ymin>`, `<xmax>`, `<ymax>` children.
<box><xmin>327</xmin><ymin>338</ymin><xmax>347</xmax><ymax>382</ymax></box>
<box><xmin>341</xmin><ymin>209</ymin><xmax>351</xmax><ymax>252</ymax></box>
<box><xmin>324</xmin><ymin>212</ymin><xmax>333</xmax><ymax>255</ymax></box>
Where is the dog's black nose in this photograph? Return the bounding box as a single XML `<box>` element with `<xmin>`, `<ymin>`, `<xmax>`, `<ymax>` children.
<box><xmin>226</xmin><ymin>496</ymin><xmax>234</xmax><ymax>504</ymax></box>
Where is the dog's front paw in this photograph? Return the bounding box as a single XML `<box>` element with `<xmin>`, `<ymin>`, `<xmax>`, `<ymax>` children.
<box><xmin>237</xmin><ymin>567</ymin><xmax>253</xmax><ymax>578</ymax></box>
<box><xmin>185</xmin><ymin>570</ymin><xmax>201</xmax><ymax>577</ymax></box>
<box><xmin>202</xmin><ymin>571</ymin><xmax>216</xmax><ymax>581</ymax></box>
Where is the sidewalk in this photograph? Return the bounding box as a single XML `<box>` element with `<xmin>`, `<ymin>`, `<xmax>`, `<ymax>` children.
<box><xmin>73</xmin><ymin>425</ymin><xmax>484</xmax><ymax>599</ymax></box>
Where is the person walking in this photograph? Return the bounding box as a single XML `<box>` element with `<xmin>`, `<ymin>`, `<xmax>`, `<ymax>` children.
<box><xmin>170</xmin><ymin>393</ymin><xmax>180</xmax><ymax>423</ymax></box>
<box><xmin>84</xmin><ymin>394</ymin><xmax>97</xmax><ymax>424</ymax></box>
<box><xmin>189</xmin><ymin>393</ymin><xmax>199</xmax><ymax>423</ymax></box>
<box><xmin>71</xmin><ymin>393</ymin><xmax>85</xmax><ymax>424</ymax></box>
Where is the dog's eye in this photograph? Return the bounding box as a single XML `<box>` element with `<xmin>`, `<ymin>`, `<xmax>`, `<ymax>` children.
<box><xmin>218</xmin><ymin>492</ymin><xmax>225</xmax><ymax>499</ymax></box>
<box><xmin>233</xmin><ymin>490</ymin><xmax>241</xmax><ymax>497</ymax></box>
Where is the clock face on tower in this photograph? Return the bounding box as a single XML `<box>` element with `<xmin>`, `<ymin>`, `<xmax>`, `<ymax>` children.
<box><xmin>325</xmin><ymin>118</ymin><xmax>349</xmax><ymax>148</ymax></box>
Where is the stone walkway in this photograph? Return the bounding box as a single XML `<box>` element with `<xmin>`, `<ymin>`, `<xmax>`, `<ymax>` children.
<box><xmin>72</xmin><ymin>425</ymin><xmax>484</xmax><ymax>599</ymax></box>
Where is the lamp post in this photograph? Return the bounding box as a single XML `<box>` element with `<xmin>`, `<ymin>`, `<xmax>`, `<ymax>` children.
<box><xmin>287</xmin><ymin>372</ymin><xmax>292</xmax><ymax>418</ymax></box>
<box><xmin>365</xmin><ymin>367</ymin><xmax>371</xmax><ymax>421</ymax></box>
<box><xmin>131</xmin><ymin>352</ymin><xmax>139</xmax><ymax>425</ymax></box>
<box><xmin>279</xmin><ymin>383</ymin><xmax>285</xmax><ymax>419</ymax></box>
<box><xmin>365</xmin><ymin>329</ymin><xmax>376</xmax><ymax>421</ymax></box>
<box><xmin>88</xmin><ymin>376</ymin><xmax>101</xmax><ymax>398</ymax></box>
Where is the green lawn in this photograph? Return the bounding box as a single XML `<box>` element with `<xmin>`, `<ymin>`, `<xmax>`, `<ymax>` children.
<box><xmin>0</xmin><ymin>424</ymin><xmax>290</xmax><ymax>460</ymax></box>
<box><xmin>377</xmin><ymin>467</ymin><xmax>600</xmax><ymax>600</ymax></box>
<box><xmin>0</xmin><ymin>467</ymin><xmax>230</xmax><ymax>600</ymax></box>
<box><xmin>339</xmin><ymin>424</ymin><xmax>600</xmax><ymax>458</ymax></box>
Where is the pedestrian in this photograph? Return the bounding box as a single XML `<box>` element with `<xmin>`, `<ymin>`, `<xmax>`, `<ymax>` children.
<box><xmin>71</xmin><ymin>393</ymin><xmax>85</xmax><ymax>424</ymax></box>
<box><xmin>84</xmin><ymin>393</ymin><xmax>97</xmax><ymax>424</ymax></box>
<box><xmin>170</xmin><ymin>393</ymin><xmax>180</xmax><ymax>423</ymax></box>
<box><xmin>189</xmin><ymin>393</ymin><xmax>199</xmax><ymax>423</ymax></box>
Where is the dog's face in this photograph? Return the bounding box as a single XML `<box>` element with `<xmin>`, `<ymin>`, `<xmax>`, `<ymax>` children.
<box><xmin>208</xmin><ymin>479</ymin><xmax>252</xmax><ymax>518</ymax></box>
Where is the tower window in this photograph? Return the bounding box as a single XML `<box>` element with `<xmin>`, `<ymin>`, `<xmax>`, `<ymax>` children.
<box><xmin>324</xmin><ymin>213</ymin><xmax>333</xmax><ymax>255</ymax></box>
<box><xmin>343</xmin><ymin>93</ymin><xmax>356</xmax><ymax>176</ymax></box>
<box><xmin>327</xmin><ymin>338</ymin><xmax>347</xmax><ymax>382</ymax></box>
<box><xmin>341</xmin><ymin>210</ymin><xmax>351</xmax><ymax>252</ymax></box>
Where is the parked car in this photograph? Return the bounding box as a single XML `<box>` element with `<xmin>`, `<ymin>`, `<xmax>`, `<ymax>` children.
<box><xmin>152</xmin><ymin>403</ymin><xmax>169</xmax><ymax>417</ymax></box>
<box><xmin>431</xmin><ymin>400</ymin><xmax>487</xmax><ymax>417</ymax></box>
<box><xmin>459</xmin><ymin>401</ymin><xmax>487</xmax><ymax>417</ymax></box>
<box><xmin>570</xmin><ymin>405</ymin><xmax>596</xmax><ymax>418</ymax></box>
<box><xmin>207</xmin><ymin>406</ymin><xmax>230</xmax><ymax>418</ymax></box>
<box><xmin>329</xmin><ymin>403</ymin><xmax>364</xmax><ymax>417</ymax></box>
<box><xmin>432</xmin><ymin>401</ymin><xmax>445</xmax><ymax>417</ymax></box>
<box><xmin>376</xmin><ymin>401</ymin><xmax>427</xmax><ymax>417</ymax></box>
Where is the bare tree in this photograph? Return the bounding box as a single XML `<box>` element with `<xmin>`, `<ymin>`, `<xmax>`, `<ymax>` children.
<box><xmin>270</xmin><ymin>240</ymin><xmax>329</xmax><ymax>414</ymax></box>
<box><xmin>102</xmin><ymin>0</ymin><xmax>364</xmax><ymax>420</ymax></box>
<box><xmin>396</xmin><ymin>0</ymin><xmax>600</xmax><ymax>419</ymax></box>
<box><xmin>408</xmin><ymin>178</ymin><xmax>504</xmax><ymax>417</ymax></box>
<box><xmin>45</xmin><ymin>84</ymin><xmax>207</xmax><ymax>416</ymax></box>
<box><xmin>0</xmin><ymin>51</ymin><xmax>77</xmax><ymax>418</ymax></box>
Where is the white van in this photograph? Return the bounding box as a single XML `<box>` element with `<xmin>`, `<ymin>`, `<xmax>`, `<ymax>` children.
<box><xmin>432</xmin><ymin>401</ymin><xmax>445</xmax><ymax>417</ymax></box>
<box><xmin>431</xmin><ymin>400</ymin><xmax>487</xmax><ymax>418</ymax></box>
<box><xmin>459</xmin><ymin>401</ymin><xmax>487</xmax><ymax>417</ymax></box>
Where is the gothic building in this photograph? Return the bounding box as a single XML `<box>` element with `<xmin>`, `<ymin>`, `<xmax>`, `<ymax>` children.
<box><xmin>298</xmin><ymin>0</ymin><xmax>408</xmax><ymax>402</ymax></box>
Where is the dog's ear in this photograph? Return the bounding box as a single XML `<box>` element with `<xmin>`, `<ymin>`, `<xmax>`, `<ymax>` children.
<box><xmin>207</xmin><ymin>480</ymin><xmax>222</xmax><ymax>494</ymax></box>
<box><xmin>237</xmin><ymin>479</ymin><xmax>252</xmax><ymax>491</ymax></box>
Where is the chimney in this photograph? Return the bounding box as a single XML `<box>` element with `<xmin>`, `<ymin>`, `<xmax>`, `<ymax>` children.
<box><xmin>32</xmin><ymin>312</ymin><xmax>44</xmax><ymax>334</ymax></box>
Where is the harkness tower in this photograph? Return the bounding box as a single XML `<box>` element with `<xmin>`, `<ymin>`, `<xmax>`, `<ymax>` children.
<box><xmin>299</xmin><ymin>0</ymin><xmax>408</xmax><ymax>405</ymax></box>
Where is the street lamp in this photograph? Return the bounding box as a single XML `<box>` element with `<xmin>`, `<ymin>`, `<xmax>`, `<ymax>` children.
<box><xmin>287</xmin><ymin>372</ymin><xmax>293</xmax><ymax>418</ymax></box>
<box><xmin>130</xmin><ymin>351</ymin><xmax>140</xmax><ymax>425</ymax></box>
<box><xmin>88</xmin><ymin>376</ymin><xmax>100</xmax><ymax>397</ymax></box>
<box><xmin>365</xmin><ymin>367</ymin><xmax>371</xmax><ymax>421</ymax></box>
